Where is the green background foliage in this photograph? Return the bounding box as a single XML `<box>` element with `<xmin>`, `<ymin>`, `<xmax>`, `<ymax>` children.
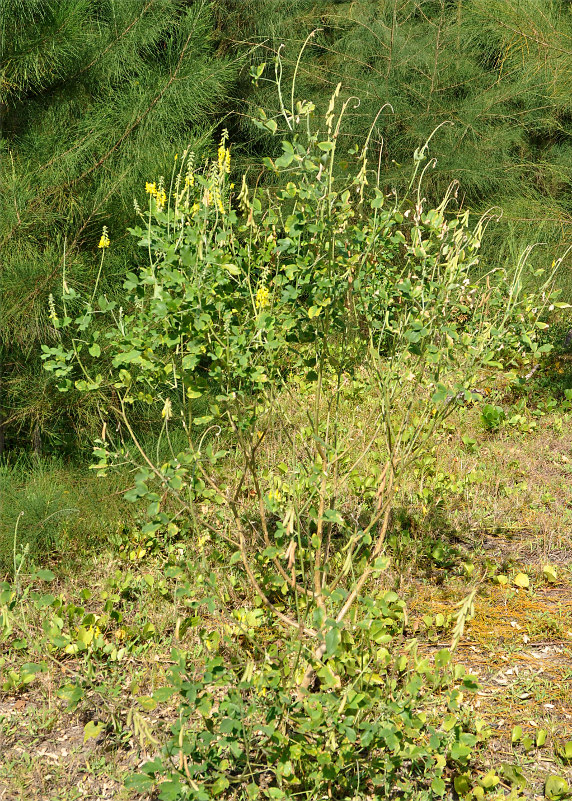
<box><xmin>0</xmin><ymin>0</ymin><xmax>237</xmax><ymax>453</ymax></box>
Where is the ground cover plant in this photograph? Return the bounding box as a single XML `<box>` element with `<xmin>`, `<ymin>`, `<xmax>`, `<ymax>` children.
<box><xmin>24</xmin><ymin>73</ymin><xmax>571</xmax><ymax>799</ymax></box>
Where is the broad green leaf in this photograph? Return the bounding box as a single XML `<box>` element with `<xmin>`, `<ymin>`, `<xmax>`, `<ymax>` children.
<box><xmin>545</xmin><ymin>776</ymin><xmax>569</xmax><ymax>800</ymax></box>
<box><xmin>480</xmin><ymin>773</ymin><xmax>502</xmax><ymax>791</ymax></box>
<box><xmin>513</xmin><ymin>572</ymin><xmax>530</xmax><ymax>588</ymax></box>
<box><xmin>137</xmin><ymin>696</ymin><xmax>157</xmax><ymax>711</ymax></box>
<box><xmin>84</xmin><ymin>720</ymin><xmax>104</xmax><ymax>743</ymax></box>
<box><xmin>454</xmin><ymin>775</ymin><xmax>471</xmax><ymax>795</ymax></box>
<box><xmin>124</xmin><ymin>774</ymin><xmax>154</xmax><ymax>792</ymax></box>
<box><xmin>325</xmin><ymin>626</ymin><xmax>340</xmax><ymax>656</ymax></box>
<box><xmin>35</xmin><ymin>569</ymin><xmax>55</xmax><ymax>582</ymax></box>
<box><xmin>561</xmin><ymin>741</ymin><xmax>572</xmax><ymax>760</ymax></box>
<box><xmin>501</xmin><ymin>763</ymin><xmax>527</xmax><ymax>788</ymax></box>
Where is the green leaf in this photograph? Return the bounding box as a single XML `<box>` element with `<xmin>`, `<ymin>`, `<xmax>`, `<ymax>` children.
<box><xmin>434</xmin><ymin>648</ymin><xmax>451</xmax><ymax>668</ymax></box>
<box><xmin>372</xmin><ymin>556</ymin><xmax>391</xmax><ymax>572</ymax></box>
<box><xmin>479</xmin><ymin>771</ymin><xmax>500</xmax><ymax>789</ymax></box>
<box><xmin>537</xmin><ymin>729</ymin><xmax>547</xmax><ymax>747</ymax></box>
<box><xmin>124</xmin><ymin>773</ymin><xmax>155</xmax><ymax>792</ymax></box>
<box><xmin>431</xmin><ymin>384</ymin><xmax>449</xmax><ymax>403</ymax></box>
<box><xmin>34</xmin><ymin>569</ymin><xmax>55</xmax><ymax>582</ymax></box>
<box><xmin>137</xmin><ymin>696</ymin><xmax>157</xmax><ymax>711</ymax></box>
<box><xmin>512</xmin><ymin>725</ymin><xmax>523</xmax><ymax>743</ymax></box>
<box><xmin>323</xmin><ymin>509</ymin><xmax>343</xmax><ymax>525</ymax></box>
<box><xmin>221</xmin><ymin>261</ymin><xmax>240</xmax><ymax>275</ymax></box>
<box><xmin>454</xmin><ymin>774</ymin><xmax>472</xmax><ymax>795</ymax></box>
<box><xmin>501</xmin><ymin>763</ymin><xmax>527</xmax><ymax>788</ymax></box>
<box><xmin>442</xmin><ymin>714</ymin><xmax>458</xmax><ymax>732</ymax></box>
<box><xmin>545</xmin><ymin>776</ymin><xmax>569</xmax><ymax>800</ymax></box>
<box><xmin>561</xmin><ymin>741</ymin><xmax>572</xmax><ymax>760</ymax></box>
<box><xmin>431</xmin><ymin>776</ymin><xmax>446</xmax><ymax>796</ymax></box>
<box><xmin>193</xmin><ymin>415</ymin><xmax>214</xmax><ymax>426</ymax></box>
<box><xmin>212</xmin><ymin>777</ymin><xmax>230</xmax><ymax>796</ymax></box>
<box><xmin>513</xmin><ymin>572</ymin><xmax>530</xmax><ymax>588</ymax></box>
<box><xmin>543</xmin><ymin>565</ymin><xmax>558</xmax><ymax>583</ymax></box>
<box><xmin>450</xmin><ymin>742</ymin><xmax>472</xmax><ymax>762</ymax></box>
<box><xmin>84</xmin><ymin>720</ymin><xmax>104</xmax><ymax>743</ymax></box>
<box><xmin>152</xmin><ymin>687</ymin><xmax>177</xmax><ymax>703</ymax></box>
<box><xmin>325</xmin><ymin>626</ymin><xmax>340</xmax><ymax>656</ymax></box>
<box><xmin>89</xmin><ymin>343</ymin><xmax>101</xmax><ymax>357</ymax></box>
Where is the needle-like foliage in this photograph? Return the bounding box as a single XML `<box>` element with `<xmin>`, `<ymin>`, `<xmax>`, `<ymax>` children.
<box><xmin>222</xmin><ymin>0</ymin><xmax>572</xmax><ymax>278</ymax></box>
<box><xmin>0</xmin><ymin>0</ymin><xmax>238</xmax><ymax>454</ymax></box>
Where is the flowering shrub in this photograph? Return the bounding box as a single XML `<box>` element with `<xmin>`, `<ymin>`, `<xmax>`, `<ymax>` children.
<box><xmin>42</xmin><ymin>88</ymin><xmax>565</xmax><ymax>799</ymax></box>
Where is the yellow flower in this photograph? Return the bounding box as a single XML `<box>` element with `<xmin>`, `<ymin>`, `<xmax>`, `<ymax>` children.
<box><xmin>214</xmin><ymin>184</ymin><xmax>224</xmax><ymax>215</ymax></box>
<box><xmin>217</xmin><ymin>134</ymin><xmax>231</xmax><ymax>175</ymax></box>
<box><xmin>256</xmin><ymin>286</ymin><xmax>270</xmax><ymax>309</ymax></box>
<box><xmin>156</xmin><ymin>188</ymin><xmax>167</xmax><ymax>209</ymax></box>
<box><xmin>98</xmin><ymin>226</ymin><xmax>110</xmax><ymax>249</ymax></box>
<box><xmin>218</xmin><ymin>144</ymin><xmax>226</xmax><ymax>171</ymax></box>
<box><xmin>145</xmin><ymin>181</ymin><xmax>157</xmax><ymax>196</ymax></box>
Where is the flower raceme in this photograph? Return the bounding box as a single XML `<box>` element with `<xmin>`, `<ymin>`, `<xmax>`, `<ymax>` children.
<box><xmin>155</xmin><ymin>188</ymin><xmax>167</xmax><ymax>211</ymax></box>
<box><xmin>256</xmin><ymin>286</ymin><xmax>270</xmax><ymax>309</ymax></box>
<box><xmin>145</xmin><ymin>180</ymin><xmax>166</xmax><ymax>210</ymax></box>
<box><xmin>217</xmin><ymin>130</ymin><xmax>231</xmax><ymax>176</ymax></box>
<box><xmin>98</xmin><ymin>226</ymin><xmax>110</xmax><ymax>249</ymax></box>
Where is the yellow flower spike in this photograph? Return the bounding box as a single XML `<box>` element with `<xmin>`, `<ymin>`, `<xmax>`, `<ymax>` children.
<box><xmin>256</xmin><ymin>286</ymin><xmax>270</xmax><ymax>309</ymax></box>
<box><xmin>218</xmin><ymin>144</ymin><xmax>225</xmax><ymax>171</ymax></box>
<box><xmin>156</xmin><ymin>188</ymin><xmax>167</xmax><ymax>209</ymax></box>
<box><xmin>98</xmin><ymin>226</ymin><xmax>110</xmax><ymax>249</ymax></box>
<box><xmin>214</xmin><ymin>184</ymin><xmax>224</xmax><ymax>215</ymax></box>
<box><xmin>225</xmin><ymin>149</ymin><xmax>231</xmax><ymax>174</ymax></box>
<box><xmin>145</xmin><ymin>181</ymin><xmax>157</xmax><ymax>196</ymax></box>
